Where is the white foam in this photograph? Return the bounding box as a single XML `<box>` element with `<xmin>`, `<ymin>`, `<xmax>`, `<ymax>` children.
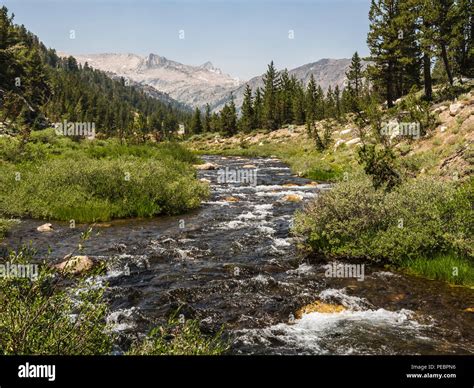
<box><xmin>318</xmin><ymin>288</ymin><xmax>369</xmax><ymax>310</ymax></box>
<box><xmin>273</xmin><ymin>238</ymin><xmax>292</xmax><ymax>247</ymax></box>
<box><xmin>287</xmin><ymin>263</ymin><xmax>313</xmax><ymax>275</ymax></box>
<box><xmin>106</xmin><ymin>307</ymin><xmax>139</xmax><ymax>333</ymax></box>
<box><xmin>257</xmin><ymin>225</ymin><xmax>275</xmax><ymax>235</ymax></box>
<box><xmin>255</xmin><ymin>190</ymin><xmax>317</xmax><ymax>198</ymax></box>
<box><xmin>203</xmin><ymin>201</ymin><xmax>230</xmax><ymax>206</ymax></box>
<box><xmin>238</xmin><ymin>308</ymin><xmax>424</xmax><ymax>354</ymax></box>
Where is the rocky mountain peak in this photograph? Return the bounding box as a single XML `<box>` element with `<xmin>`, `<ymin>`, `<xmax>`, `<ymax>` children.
<box><xmin>199</xmin><ymin>61</ymin><xmax>222</xmax><ymax>74</ymax></box>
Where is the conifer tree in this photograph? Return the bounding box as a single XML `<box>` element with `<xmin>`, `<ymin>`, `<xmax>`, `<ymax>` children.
<box><xmin>346</xmin><ymin>52</ymin><xmax>364</xmax><ymax>99</ymax></box>
<box><xmin>220</xmin><ymin>96</ymin><xmax>237</xmax><ymax>136</ymax></box>
<box><xmin>367</xmin><ymin>0</ymin><xmax>402</xmax><ymax>107</ymax></box>
<box><xmin>262</xmin><ymin>61</ymin><xmax>280</xmax><ymax>131</ymax></box>
<box><xmin>239</xmin><ymin>84</ymin><xmax>254</xmax><ymax>133</ymax></box>
<box><xmin>190</xmin><ymin>107</ymin><xmax>202</xmax><ymax>134</ymax></box>
<box><xmin>279</xmin><ymin>69</ymin><xmax>294</xmax><ymax>125</ymax></box>
<box><xmin>292</xmin><ymin>80</ymin><xmax>306</xmax><ymax>125</ymax></box>
<box><xmin>203</xmin><ymin>103</ymin><xmax>211</xmax><ymax>132</ymax></box>
<box><xmin>253</xmin><ymin>87</ymin><xmax>263</xmax><ymax>129</ymax></box>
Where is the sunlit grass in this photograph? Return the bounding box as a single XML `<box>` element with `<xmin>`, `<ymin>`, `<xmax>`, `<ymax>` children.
<box><xmin>401</xmin><ymin>253</ymin><xmax>474</xmax><ymax>287</ymax></box>
<box><xmin>0</xmin><ymin>131</ymin><xmax>208</xmax><ymax>223</ymax></box>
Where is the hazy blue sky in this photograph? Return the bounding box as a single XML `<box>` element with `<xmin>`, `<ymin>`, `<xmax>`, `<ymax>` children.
<box><xmin>4</xmin><ymin>0</ymin><xmax>371</xmax><ymax>80</ymax></box>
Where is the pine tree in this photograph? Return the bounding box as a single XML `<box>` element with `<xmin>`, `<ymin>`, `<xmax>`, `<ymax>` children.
<box><xmin>253</xmin><ymin>87</ymin><xmax>263</xmax><ymax>129</ymax></box>
<box><xmin>346</xmin><ymin>52</ymin><xmax>364</xmax><ymax>98</ymax></box>
<box><xmin>220</xmin><ymin>96</ymin><xmax>237</xmax><ymax>136</ymax></box>
<box><xmin>451</xmin><ymin>0</ymin><xmax>473</xmax><ymax>78</ymax></box>
<box><xmin>367</xmin><ymin>0</ymin><xmax>403</xmax><ymax>107</ymax></box>
<box><xmin>292</xmin><ymin>80</ymin><xmax>306</xmax><ymax>125</ymax></box>
<box><xmin>210</xmin><ymin>112</ymin><xmax>221</xmax><ymax>132</ymax></box>
<box><xmin>190</xmin><ymin>107</ymin><xmax>202</xmax><ymax>134</ymax></box>
<box><xmin>334</xmin><ymin>85</ymin><xmax>342</xmax><ymax>120</ymax></box>
<box><xmin>203</xmin><ymin>103</ymin><xmax>211</xmax><ymax>132</ymax></box>
<box><xmin>417</xmin><ymin>0</ymin><xmax>435</xmax><ymax>100</ymax></box>
<box><xmin>326</xmin><ymin>86</ymin><xmax>336</xmax><ymax>118</ymax></box>
<box><xmin>239</xmin><ymin>84</ymin><xmax>254</xmax><ymax>133</ymax></box>
<box><xmin>394</xmin><ymin>0</ymin><xmax>422</xmax><ymax>97</ymax></box>
<box><xmin>305</xmin><ymin>74</ymin><xmax>317</xmax><ymax>122</ymax></box>
<box><xmin>262</xmin><ymin>61</ymin><xmax>280</xmax><ymax>131</ymax></box>
<box><xmin>316</xmin><ymin>85</ymin><xmax>325</xmax><ymax>120</ymax></box>
<box><xmin>279</xmin><ymin>69</ymin><xmax>293</xmax><ymax>125</ymax></box>
<box><xmin>305</xmin><ymin>75</ymin><xmax>317</xmax><ymax>135</ymax></box>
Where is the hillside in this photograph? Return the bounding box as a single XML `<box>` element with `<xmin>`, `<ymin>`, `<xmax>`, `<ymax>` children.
<box><xmin>212</xmin><ymin>58</ymin><xmax>363</xmax><ymax>112</ymax></box>
<box><xmin>0</xmin><ymin>12</ymin><xmax>191</xmax><ymax>138</ymax></box>
<box><xmin>70</xmin><ymin>53</ymin><xmax>242</xmax><ymax>110</ymax></box>
<box><xmin>188</xmin><ymin>88</ymin><xmax>474</xmax><ymax>183</ymax></box>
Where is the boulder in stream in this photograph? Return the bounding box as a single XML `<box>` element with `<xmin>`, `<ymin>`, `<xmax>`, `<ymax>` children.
<box><xmin>193</xmin><ymin>162</ymin><xmax>217</xmax><ymax>170</ymax></box>
<box><xmin>37</xmin><ymin>223</ymin><xmax>53</xmax><ymax>232</ymax></box>
<box><xmin>54</xmin><ymin>255</ymin><xmax>95</xmax><ymax>275</ymax></box>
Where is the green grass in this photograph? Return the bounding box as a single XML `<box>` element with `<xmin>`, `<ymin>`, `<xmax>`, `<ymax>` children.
<box><xmin>401</xmin><ymin>253</ymin><xmax>474</xmax><ymax>287</ymax></box>
<box><xmin>0</xmin><ymin>130</ymin><xmax>208</xmax><ymax>223</ymax></box>
<box><xmin>0</xmin><ymin>218</ymin><xmax>17</xmax><ymax>239</ymax></box>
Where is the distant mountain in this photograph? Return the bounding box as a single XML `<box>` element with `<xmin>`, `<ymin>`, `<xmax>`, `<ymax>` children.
<box><xmin>70</xmin><ymin>53</ymin><xmax>242</xmax><ymax>110</ymax></box>
<box><xmin>211</xmin><ymin>58</ymin><xmax>357</xmax><ymax>112</ymax></box>
<box><xmin>69</xmin><ymin>54</ymin><xmax>363</xmax><ymax>113</ymax></box>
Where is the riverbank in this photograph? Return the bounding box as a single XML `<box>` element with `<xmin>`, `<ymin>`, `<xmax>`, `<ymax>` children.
<box><xmin>0</xmin><ymin>129</ymin><xmax>208</xmax><ymax>231</ymax></box>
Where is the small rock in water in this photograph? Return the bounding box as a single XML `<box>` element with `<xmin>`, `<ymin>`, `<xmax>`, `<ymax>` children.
<box><xmin>54</xmin><ymin>255</ymin><xmax>94</xmax><ymax>275</ymax></box>
<box><xmin>224</xmin><ymin>196</ymin><xmax>240</xmax><ymax>202</ymax></box>
<box><xmin>193</xmin><ymin>162</ymin><xmax>217</xmax><ymax>170</ymax></box>
<box><xmin>242</xmin><ymin>164</ymin><xmax>257</xmax><ymax>169</ymax></box>
<box><xmin>295</xmin><ymin>301</ymin><xmax>346</xmax><ymax>319</ymax></box>
<box><xmin>37</xmin><ymin>223</ymin><xmax>53</xmax><ymax>232</ymax></box>
<box><xmin>282</xmin><ymin>194</ymin><xmax>303</xmax><ymax>202</ymax></box>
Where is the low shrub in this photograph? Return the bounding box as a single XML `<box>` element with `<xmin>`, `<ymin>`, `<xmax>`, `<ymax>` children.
<box><xmin>127</xmin><ymin>317</ymin><xmax>228</xmax><ymax>355</ymax></box>
<box><xmin>294</xmin><ymin>175</ymin><xmax>473</xmax><ymax>264</ymax></box>
<box><xmin>0</xmin><ymin>248</ymin><xmax>112</xmax><ymax>355</ymax></box>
